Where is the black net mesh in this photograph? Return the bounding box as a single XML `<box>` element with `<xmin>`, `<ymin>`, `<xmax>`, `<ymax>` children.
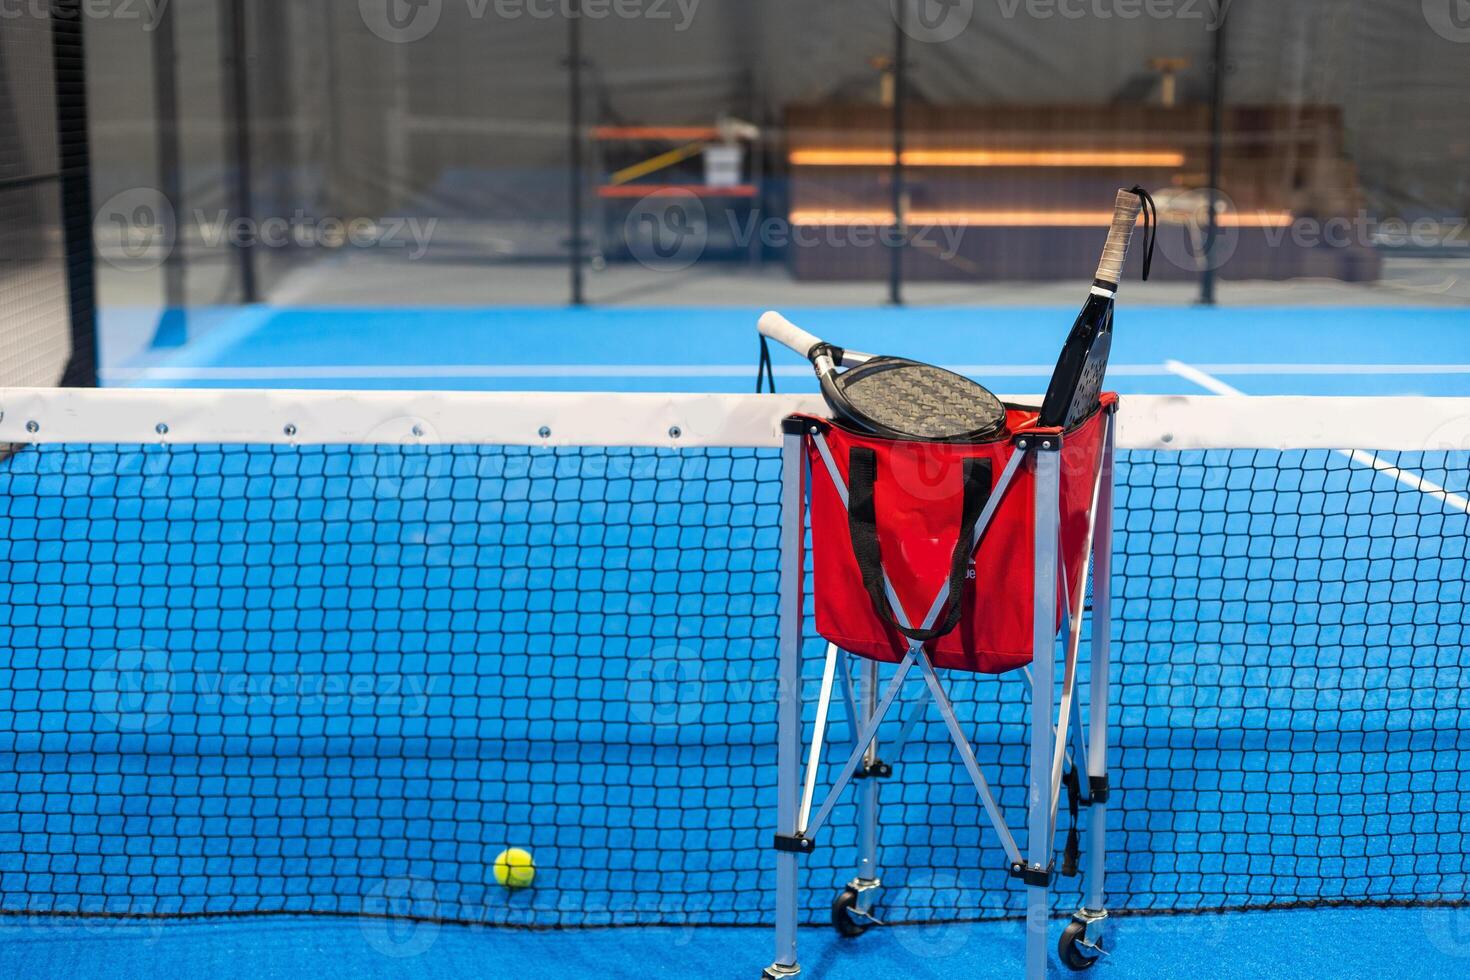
<box><xmin>0</xmin><ymin>2</ymin><xmax>94</xmax><ymax>388</ymax></box>
<box><xmin>0</xmin><ymin>440</ymin><xmax>1466</xmax><ymax>927</ymax></box>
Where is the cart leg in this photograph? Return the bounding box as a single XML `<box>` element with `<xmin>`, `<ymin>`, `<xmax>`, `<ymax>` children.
<box><xmin>1027</xmin><ymin>445</ymin><xmax>1061</xmax><ymax>980</ymax></box>
<box><xmin>1077</xmin><ymin>414</ymin><xmax>1117</xmax><ymax>961</ymax></box>
<box><xmin>766</xmin><ymin>425</ymin><xmax>806</xmax><ymax>980</ymax></box>
<box><xmin>853</xmin><ymin>657</ymin><xmax>882</xmax><ymax>913</ymax></box>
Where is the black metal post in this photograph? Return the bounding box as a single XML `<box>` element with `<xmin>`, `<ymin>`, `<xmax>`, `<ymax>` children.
<box><xmin>220</xmin><ymin>0</ymin><xmax>258</xmax><ymax>304</ymax></box>
<box><xmin>152</xmin><ymin>0</ymin><xmax>187</xmax><ymax>345</ymax></box>
<box><xmin>1200</xmin><ymin>8</ymin><xmax>1228</xmax><ymax>306</ymax></box>
<box><xmin>568</xmin><ymin>1</ymin><xmax>586</xmax><ymax>306</ymax></box>
<box><xmin>53</xmin><ymin>0</ymin><xmax>98</xmax><ymax>386</ymax></box>
<box><xmin>889</xmin><ymin>1</ymin><xmax>908</xmax><ymax>306</ymax></box>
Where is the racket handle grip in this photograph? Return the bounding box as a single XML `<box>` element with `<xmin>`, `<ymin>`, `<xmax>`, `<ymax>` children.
<box><xmin>758</xmin><ymin>311</ymin><xmax>823</xmax><ymax>359</ymax></box>
<box><xmin>1095</xmin><ymin>189</ymin><xmax>1143</xmax><ymax>286</ymax></box>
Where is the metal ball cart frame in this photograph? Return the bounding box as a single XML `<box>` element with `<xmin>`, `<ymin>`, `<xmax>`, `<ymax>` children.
<box><xmin>763</xmin><ymin>402</ymin><xmax>1118</xmax><ymax>980</ymax></box>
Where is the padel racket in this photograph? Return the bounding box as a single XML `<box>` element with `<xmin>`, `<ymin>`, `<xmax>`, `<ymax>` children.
<box><xmin>757</xmin><ymin>312</ymin><xmax>1009</xmax><ymax>442</ymax></box>
<box><xmin>1040</xmin><ymin>186</ymin><xmax>1156</xmax><ymax>429</ymax></box>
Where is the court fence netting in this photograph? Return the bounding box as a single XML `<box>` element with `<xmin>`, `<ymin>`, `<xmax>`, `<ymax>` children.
<box><xmin>0</xmin><ymin>388</ymin><xmax>1466</xmax><ymax>929</ymax></box>
<box><xmin>0</xmin><ymin>1</ymin><xmax>96</xmax><ymax>389</ymax></box>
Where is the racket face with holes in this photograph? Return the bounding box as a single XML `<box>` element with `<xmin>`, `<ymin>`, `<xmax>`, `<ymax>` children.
<box><xmin>1061</xmin><ymin>307</ymin><xmax>1113</xmax><ymax>428</ymax></box>
<box><xmin>1068</xmin><ymin>320</ymin><xmax>1112</xmax><ymax>427</ymax></box>
<box><xmin>1042</xmin><ymin>300</ymin><xmax>1113</xmax><ymax>429</ymax></box>
<box><xmin>828</xmin><ymin>357</ymin><xmax>1009</xmax><ymax>442</ymax></box>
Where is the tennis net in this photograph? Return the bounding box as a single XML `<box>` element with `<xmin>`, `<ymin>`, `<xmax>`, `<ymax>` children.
<box><xmin>0</xmin><ymin>389</ymin><xmax>1466</xmax><ymax>928</ymax></box>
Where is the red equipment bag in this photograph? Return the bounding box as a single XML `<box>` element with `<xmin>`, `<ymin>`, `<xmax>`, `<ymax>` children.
<box><xmin>804</xmin><ymin>394</ymin><xmax>1113</xmax><ymax>675</ymax></box>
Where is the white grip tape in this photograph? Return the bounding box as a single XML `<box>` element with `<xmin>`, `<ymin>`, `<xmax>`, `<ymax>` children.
<box><xmin>1095</xmin><ymin>189</ymin><xmax>1143</xmax><ymax>285</ymax></box>
<box><xmin>758</xmin><ymin>311</ymin><xmax>824</xmax><ymax>359</ymax></box>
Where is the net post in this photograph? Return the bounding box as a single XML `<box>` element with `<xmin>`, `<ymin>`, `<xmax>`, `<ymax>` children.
<box><xmin>769</xmin><ymin>419</ymin><xmax>808</xmax><ymax>978</ymax></box>
<box><xmin>1027</xmin><ymin>440</ymin><xmax>1062</xmax><ymax>980</ymax></box>
<box><xmin>1085</xmin><ymin>411</ymin><xmax>1117</xmax><ymax>916</ymax></box>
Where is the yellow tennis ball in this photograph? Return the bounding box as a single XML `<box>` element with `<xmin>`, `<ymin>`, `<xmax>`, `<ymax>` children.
<box><xmin>493</xmin><ymin>848</ymin><xmax>536</xmax><ymax>889</ymax></box>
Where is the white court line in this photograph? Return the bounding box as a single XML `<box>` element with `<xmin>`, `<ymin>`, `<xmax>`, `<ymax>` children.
<box><xmin>102</xmin><ymin>363</ymin><xmax>1093</xmax><ymax>382</ymax></box>
<box><xmin>1164</xmin><ymin>360</ymin><xmax>1246</xmax><ymax>396</ymax></box>
<box><xmin>1165</xmin><ymin>359</ymin><xmax>1470</xmax><ymax>516</ymax></box>
<box><xmin>100</xmin><ymin>361</ymin><xmax>1470</xmax><ymax>383</ymax></box>
<box><xmin>1179</xmin><ymin>364</ymin><xmax>1470</xmax><ymax>375</ymax></box>
<box><xmin>104</xmin><ymin>364</ymin><xmax>818</xmax><ymax>382</ymax></box>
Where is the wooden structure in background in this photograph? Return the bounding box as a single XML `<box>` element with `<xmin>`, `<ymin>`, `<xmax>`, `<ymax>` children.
<box><xmin>785</xmin><ymin>104</ymin><xmax>1380</xmax><ymax>283</ymax></box>
<box><xmin>592</xmin><ymin>126</ymin><xmax>763</xmax><ymax>264</ymax></box>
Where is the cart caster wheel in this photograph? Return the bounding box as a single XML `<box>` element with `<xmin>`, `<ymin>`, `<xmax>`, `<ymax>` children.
<box><xmin>1059</xmin><ymin>920</ymin><xmax>1102</xmax><ymax>971</ymax></box>
<box><xmin>831</xmin><ymin>887</ymin><xmax>871</xmax><ymax>937</ymax></box>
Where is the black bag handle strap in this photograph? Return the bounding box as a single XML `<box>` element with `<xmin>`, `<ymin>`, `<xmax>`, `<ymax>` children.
<box><xmin>847</xmin><ymin>446</ymin><xmax>993</xmax><ymax>644</ymax></box>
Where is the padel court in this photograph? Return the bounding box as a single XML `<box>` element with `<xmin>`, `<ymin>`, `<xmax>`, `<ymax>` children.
<box><xmin>5</xmin><ymin>2</ymin><xmax>1470</xmax><ymax>979</ymax></box>
<box><xmin>99</xmin><ymin>304</ymin><xmax>1470</xmax><ymax>397</ymax></box>
<box><xmin>5</xmin><ymin>301</ymin><xmax>1467</xmax><ymax>979</ymax></box>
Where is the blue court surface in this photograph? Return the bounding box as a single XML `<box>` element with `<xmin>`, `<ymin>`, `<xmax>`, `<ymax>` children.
<box><xmin>100</xmin><ymin>305</ymin><xmax>1470</xmax><ymax>397</ymax></box>
<box><xmin>5</xmin><ymin>302</ymin><xmax>1468</xmax><ymax>979</ymax></box>
<box><xmin>3</xmin><ymin>906</ymin><xmax>1469</xmax><ymax>980</ymax></box>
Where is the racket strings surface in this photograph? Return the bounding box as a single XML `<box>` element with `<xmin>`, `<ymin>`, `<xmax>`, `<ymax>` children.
<box><xmin>836</xmin><ymin>359</ymin><xmax>1008</xmax><ymax>441</ymax></box>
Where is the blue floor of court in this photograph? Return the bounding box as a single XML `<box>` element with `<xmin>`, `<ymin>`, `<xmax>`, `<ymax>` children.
<box><xmin>101</xmin><ymin>305</ymin><xmax>1470</xmax><ymax>396</ymax></box>
<box><xmin>3</xmin><ymin>907</ymin><xmax>1467</xmax><ymax>980</ymax></box>
<box><xmin>16</xmin><ymin>303</ymin><xmax>1463</xmax><ymax>978</ymax></box>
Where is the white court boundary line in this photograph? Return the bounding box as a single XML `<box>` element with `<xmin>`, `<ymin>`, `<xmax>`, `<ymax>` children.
<box><xmin>1166</xmin><ymin>360</ymin><xmax>1470</xmax><ymax>516</ymax></box>
<box><xmin>1167</xmin><ymin>364</ymin><xmax>1470</xmax><ymax>375</ymax></box>
<box><xmin>100</xmin><ymin>362</ymin><xmax>1470</xmax><ymax>383</ymax></box>
<box><xmin>101</xmin><ymin>363</ymin><xmax>1143</xmax><ymax>383</ymax></box>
